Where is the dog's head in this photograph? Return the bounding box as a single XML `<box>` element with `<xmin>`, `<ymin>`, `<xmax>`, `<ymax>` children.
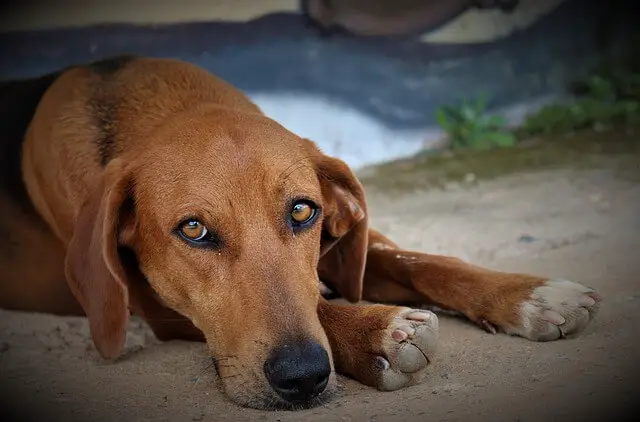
<box><xmin>64</xmin><ymin>106</ymin><xmax>368</xmax><ymax>409</ymax></box>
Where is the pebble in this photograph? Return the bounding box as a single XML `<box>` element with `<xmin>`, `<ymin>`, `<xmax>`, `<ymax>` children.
<box><xmin>518</xmin><ymin>234</ymin><xmax>538</xmax><ymax>243</ymax></box>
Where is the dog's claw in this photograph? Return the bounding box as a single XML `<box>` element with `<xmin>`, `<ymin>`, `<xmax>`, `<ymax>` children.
<box><xmin>478</xmin><ymin>318</ymin><xmax>498</xmax><ymax>334</ymax></box>
<box><xmin>375</xmin><ymin>356</ymin><xmax>391</xmax><ymax>370</ymax></box>
<box><xmin>405</xmin><ymin>311</ymin><xmax>432</xmax><ymax>322</ymax></box>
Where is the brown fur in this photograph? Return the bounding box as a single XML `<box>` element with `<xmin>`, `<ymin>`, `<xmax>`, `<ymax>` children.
<box><xmin>0</xmin><ymin>56</ymin><xmax>597</xmax><ymax>409</ymax></box>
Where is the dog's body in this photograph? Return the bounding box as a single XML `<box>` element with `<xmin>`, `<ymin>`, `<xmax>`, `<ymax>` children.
<box><xmin>0</xmin><ymin>56</ymin><xmax>601</xmax><ymax>410</ymax></box>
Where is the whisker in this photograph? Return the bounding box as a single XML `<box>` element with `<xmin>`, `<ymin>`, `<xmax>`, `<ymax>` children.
<box><xmin>253</xmin><ymin>339</ymin><xmax>270</xmax><ymax>347</ymax></box>
<box><xmin>211</xmin><ymin>355</ymin><xmax>242</xmax><ymax>377</ymax></box>
<box><xmin>275</xmin><ymin>154</ymin><xmax>317</xmax><ymax>185</ymax></box>
<box><xmin>281</xmin><ymin>163</ymin><xmax>316</xmax><ymax>185</ymax></box>
<box><xmin>212</xmin><ymin>355</ymin><xmax>237</xmax><ymax>361</ymax></box>
<box><xmin>191</xmin><ymin>360</ymin><xmax>216</xmax><ymax>384</ymax></box>
<box><xmin>275</xmin><ymin>157</ymin><xmax>307</xmax><ymax>182</ymax></box>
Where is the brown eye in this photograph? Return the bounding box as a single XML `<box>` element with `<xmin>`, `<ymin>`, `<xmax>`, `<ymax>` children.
<box><xmin>179</xmin><ymin>219</ymin><xmax>209</xmax><ymax>242</ymax></box>
<box><xmin>290</xmin><ymin>201</ymin><xmax>317</xmax><ymax>227</ymax></box>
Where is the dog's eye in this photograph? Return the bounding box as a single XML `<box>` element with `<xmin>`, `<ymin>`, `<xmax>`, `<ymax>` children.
<box><xmin>178</xmin><ymin>219</ymin><xmax>209</xmax><ymax>242</ymax></box>
<box><xmin>290</xmin><ymin>200</ymin><xmax>318</xmax><ymax>229</ymax></box>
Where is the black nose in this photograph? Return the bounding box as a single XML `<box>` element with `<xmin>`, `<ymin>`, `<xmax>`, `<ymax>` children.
<box><xmin>263</xmin><ymin>340</ymin><xmax>331</xmax><ymax>404</ymax></box>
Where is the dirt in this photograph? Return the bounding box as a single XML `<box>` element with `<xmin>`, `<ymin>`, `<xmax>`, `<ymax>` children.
<box><xmin>2</xmin><ymin>130</ymin><xmax>640</xmax><ymax>421</ymax></box>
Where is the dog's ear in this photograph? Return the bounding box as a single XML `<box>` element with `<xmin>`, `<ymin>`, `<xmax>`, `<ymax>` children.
<box><xmin>64</xmin><ymin>159</ymin><xmax>135</xmax><ymax>359</ymax></box>
<box><xmin>307</xmin><ymin>142</ymin><xmax>368</xmax><ymax>303</ymax></box>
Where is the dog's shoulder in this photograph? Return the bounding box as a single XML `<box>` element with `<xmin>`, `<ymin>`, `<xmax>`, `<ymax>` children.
<box><xmin>0</xmin><ymin>55</ymin><xmax>142</xmax><ymax>209</ymax></box>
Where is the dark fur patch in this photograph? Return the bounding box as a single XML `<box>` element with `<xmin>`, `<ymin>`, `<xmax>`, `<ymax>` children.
<box><xmin>87</xmin><ymin>55</ymin><xmax>138</xmax><ymax>166</ymax></box>
<box><xmin>0</xmin><ymin>72</ymin><xmax>61</xmax><ymax>213</ymax></box>
<box><xmin>90</xmin><ymin>96</ymin><xmax>118</xmax><ymax>167</ymax></box>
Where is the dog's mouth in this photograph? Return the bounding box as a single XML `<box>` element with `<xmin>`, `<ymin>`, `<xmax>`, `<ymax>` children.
<box><xmin>212</xmin><ymin>356</ymin><xmax>337</xmax><ymax>410</ymax></box>
<box><xmin>242</xmin><ymin>377</ymin><xmax>337</xmax><ymax>411</ymax></box>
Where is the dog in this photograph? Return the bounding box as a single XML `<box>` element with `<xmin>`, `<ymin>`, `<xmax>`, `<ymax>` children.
<box><xmin>0</xmin><ymin>56</ymin><xmax>601</xmax><ymax>410</ymax></box>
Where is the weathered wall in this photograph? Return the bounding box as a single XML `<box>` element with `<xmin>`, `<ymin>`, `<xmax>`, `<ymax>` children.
<box><xmin>1</xmin><ymin>0</ymin><xmax>635</xmax><ymax>168</ymax></box>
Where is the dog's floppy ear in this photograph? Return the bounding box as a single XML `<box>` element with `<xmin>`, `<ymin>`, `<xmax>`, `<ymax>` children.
<box><xmin>307</xmin><ymin>141</ymin><xmax>368</xmax><ymax>303</ymax></box>
<box><xmin>64</xmin><ymin>158</ymin><xmax>135</xmax><ymax>359</ymax></box>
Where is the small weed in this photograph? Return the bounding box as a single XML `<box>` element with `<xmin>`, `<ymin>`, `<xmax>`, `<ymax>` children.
<box><xmin>515</xmin><ymin>52</ymin><xmax>640</xmax><ymax>139</ymax></box>
<box><xmin>435</xmin><ymin>96</ymin><xmax>516</xmax><ymax>150</ymax></box>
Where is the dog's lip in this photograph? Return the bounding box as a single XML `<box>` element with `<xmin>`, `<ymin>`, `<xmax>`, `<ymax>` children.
<box><xmin>263</xmin><ymin>384</ymin><xmax>336</xmax><ymax>411</ymax></box>
<box><xmin>234</xmin><ymin>372</ymin><xmax>336</xmax><ymax>411</ymax></box>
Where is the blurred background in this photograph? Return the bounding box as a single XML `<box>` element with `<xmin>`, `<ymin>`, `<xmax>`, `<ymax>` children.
<box><xmin>1</xmin><ymin>0</ymin><xmax>637</xmax><ymax>170</ymax></box>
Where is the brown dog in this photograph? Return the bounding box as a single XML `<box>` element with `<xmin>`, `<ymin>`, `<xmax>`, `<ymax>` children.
<box><xmin>0</xmin><ymin>56</ymin><xmax>601</xmax><ymax>410</ymax></box>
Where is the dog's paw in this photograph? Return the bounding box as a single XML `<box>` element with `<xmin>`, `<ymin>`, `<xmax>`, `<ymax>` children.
<box><xmin>504</xmin><ymin>279</ymin><xmax>602</xmax><ymax>341</ymax></box>
<box><xmin>373</xmin><ymin>308</ymin><xmax>439</xmax><ymax>391</ymax></box>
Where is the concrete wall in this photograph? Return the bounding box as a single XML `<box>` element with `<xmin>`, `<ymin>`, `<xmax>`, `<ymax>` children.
<box><xmin>0</xmin><ymin>1</ymin><xmax>301</xmax><ymax>31</ymax></box>
<box><xmin>1</xmin><ymin>0</ymin><xmax>634</xmax><ymax>168</ymax></box>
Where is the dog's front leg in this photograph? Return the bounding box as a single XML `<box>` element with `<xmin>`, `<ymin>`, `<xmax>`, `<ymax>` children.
<box><xmin>361</xmin><ymin>229</ymin><xmax>602</xmax><ymax>341</ymax></box>
<box><xmin>317</xmin><ymin>298</ymin><xmax>438</xmax><ymax>391</ymax></box>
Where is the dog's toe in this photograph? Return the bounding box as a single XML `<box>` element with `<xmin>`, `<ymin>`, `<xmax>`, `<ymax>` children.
<box><xmin>375</xmin><ymin>309</ymin><xmax>439</xmax><ymax>391</ymax></box>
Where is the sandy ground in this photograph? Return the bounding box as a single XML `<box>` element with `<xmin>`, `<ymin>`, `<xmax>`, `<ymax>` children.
<box><xmin>1</xmin><ymin>166</ymin><xmax>639</xmax><ymax>421</ymax></box>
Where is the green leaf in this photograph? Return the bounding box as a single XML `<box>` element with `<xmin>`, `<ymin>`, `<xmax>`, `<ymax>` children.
<box><xmin>484</xmin><ymin>115</ymin><xmax>508</xmax><ymax>128</ymax></box>
<box><xmin>474</xmin><ymin>94</ymin><xmax>488</xmax><ymax>114</ymax></box>
<box><xmin>435</xmin><ymin>94</ymin><xmax>517</xmax><ymax>150</ymax></box>
<box><xmin>461</xmin><ymin>105</ymin><xmax>477</xmax><ymax>121</ymax></box>
<box><xmin>484</xmin><ymin>131</ymin><xmax>517</xmax><ymax>147</ymax></box>
<box><xmin>435</xmin><ymin>108</ymin><xmax>452</xmax><ymax>130</ymax></box>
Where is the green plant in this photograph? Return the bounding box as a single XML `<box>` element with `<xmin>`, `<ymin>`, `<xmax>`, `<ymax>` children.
<box><xmin>435</xmin><ymin>96</ymin><xmax>516</xmax><ymax>150</ymax></box>
<box><xmin>515</xmin><ymin>56</ymin><xmax>640</xmax><ymax>139</ymax></box>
